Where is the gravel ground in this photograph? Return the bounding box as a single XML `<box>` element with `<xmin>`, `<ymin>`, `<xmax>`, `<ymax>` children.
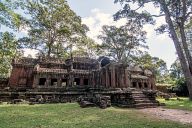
<box><xmin>139</xmin><ymin>107</ymin><xmax>192</xmax><ymax>124</ymax></box>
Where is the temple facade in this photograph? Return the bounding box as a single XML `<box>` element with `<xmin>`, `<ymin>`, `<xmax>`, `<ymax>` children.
<box><xmin>8</xmin><ymin>57</ymin><xmax>156</xmax><ymax>90</ymax></box>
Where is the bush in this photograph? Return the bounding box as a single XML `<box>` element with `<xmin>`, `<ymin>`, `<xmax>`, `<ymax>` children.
<box><xmin>170</xmin><ymin>78</ymin><xmax>189</xmax><ymax>97</ymax></box>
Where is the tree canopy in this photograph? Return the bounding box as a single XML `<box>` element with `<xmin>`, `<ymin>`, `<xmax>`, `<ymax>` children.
<box><xmin>19</xmin><ymin>0</ymin><xmax>88</xmax><ymax>58</ymax></box>
<box><xmin>98</xmin><ymin>20</ymin><xmax>147</xmax><ymax>63</ymax></box>
<box><xmin>0</xmin><ymin>32</ymin><xmax>21</xmax><ymax>78</ymax></box>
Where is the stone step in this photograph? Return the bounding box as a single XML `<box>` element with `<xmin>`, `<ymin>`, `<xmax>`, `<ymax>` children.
<box><xmin>135</xmin><ymin>105</ymin><xmax>159</xmax><ymax>109</ymax></box>
<box><xmin>134</xmin><ymin>100</ymin><xmax>158</xmax><ymax>103</ymax></box>
<box><xmin>134</xmin><ymin>103</ymin><xmax>159</xmax><ymax>108</ymax></box>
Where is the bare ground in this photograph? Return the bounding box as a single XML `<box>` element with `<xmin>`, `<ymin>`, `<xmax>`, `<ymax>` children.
<box><xmin>139</xmin><ymin>107</ymin><xmax>192</xmax><ymax>124</ymax></box>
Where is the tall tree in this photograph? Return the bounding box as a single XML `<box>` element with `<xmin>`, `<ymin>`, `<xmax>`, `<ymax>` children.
<box><xmin>170</xmin><ymin>59</ymin><xmax>183</xmax><ymax>80</ymax></box>
<box><xmin>0</xmin><ymin>32</ymin><xmax>21</xmax><ymax>78</ymax></box>
<box><xmin>19</xmin><ymin>0</ymin><xmax>87</xmax><ymax>58</ymax></box>
<box><xmin>114</xmin><ymin>0</ymin><xmax>192</xmax><ymax>100</ymax></box>
<box><xmin>98</xmin><ymin>20</ymin><xmax>147</xmax><ymax>63</ymax></box>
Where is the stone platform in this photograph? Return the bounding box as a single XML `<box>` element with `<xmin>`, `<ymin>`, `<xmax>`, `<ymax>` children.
<box><xmin>0</xmin><ymin>87</ymin><xmax>160</xmax><ymax>108</ymax></box>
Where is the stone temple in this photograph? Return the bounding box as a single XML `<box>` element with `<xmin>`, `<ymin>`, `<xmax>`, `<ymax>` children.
<box><xmin>0</xmin><ymin>56</ymin><xmax>160</xmax><ymax>108</ymax></box>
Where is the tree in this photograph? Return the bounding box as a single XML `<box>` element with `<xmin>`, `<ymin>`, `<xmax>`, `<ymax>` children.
<box><xmin>114</xmin><ymin>0</ymin><xmax>192</xmax><ymax>100</ymax></box>
<box><xmin>98</xmin><ymin>20</ymin><xmax>147</xmax><ymax>63</ymax></box>
<box><xmin>136</xmin><ymin>54</ymin><xmax>169</xmax><ymax>83</ymax></box>
<box><xmin>170</xmin><ymin>59</ymin><xmax>188</xmax><ymax>96</ymax></box>
<box><xmin>0</xmin><ymin>0</ymin><xmax>24</xmax><ymax>29</ymax></box>
<box><xmin>72</xmin><ymin>37</ymin><xmax>101</xmax><ymax>58</ymax></box>
<box><xmin>0</xmin><ymin>32</ymin><xmax>21</xmax><ymax>78</ymax></box>
<box><xmin>19</xmin><ymin>0</ymin><xmax>87</xmax><ymax>58</ymax></box>
<box><xmin>170</xmin><ymin>59</ymin><xmax>184</xmax><ymax>79</ymax></box>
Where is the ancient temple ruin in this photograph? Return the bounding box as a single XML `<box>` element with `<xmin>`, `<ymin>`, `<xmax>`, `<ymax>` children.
<box><xmin>8</xmin><ymin>57</ymin><xmax>156</xmax><ymax>90</ymax></box>
<box><xmin>0</xmin><ymin>56</ymin><xmax>160</xmax><ymax>108</ymax></box>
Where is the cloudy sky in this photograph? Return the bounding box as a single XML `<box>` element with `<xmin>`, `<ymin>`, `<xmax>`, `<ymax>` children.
<box><xmin>67</xmin><ymin>0</ymin><xmax>177</xmax><ymax>68</ymax></box>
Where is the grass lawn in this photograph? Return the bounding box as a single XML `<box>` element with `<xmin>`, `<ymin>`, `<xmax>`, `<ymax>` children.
<box><xmin>0</xmin><ymin>103</ymin><xmax>191</xmax><ymax>128</ymax></box>
<box><xmin>158</xmin><ymin>97</ymin><xmax>192</xmax><ymax>111</ymax></box>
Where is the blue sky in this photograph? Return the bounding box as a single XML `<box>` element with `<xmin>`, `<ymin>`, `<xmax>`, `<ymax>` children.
<box><xmin>67</xmin><ymin>0</ymin><xmax>177</xmax><ymax>68</ymax></box>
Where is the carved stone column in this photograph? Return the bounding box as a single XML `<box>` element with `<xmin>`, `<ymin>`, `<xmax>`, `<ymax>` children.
<box><xmin>57</xmin><ymin>78</ymin><xmax>61</xmax><ymax>87</ymax></box>
<box><xmin>32</xmin><ymin>75</ymin><xmax>38</xmax><ymax>88</ymax></box>
<box><xmin>124</xmin><ymin>69</ymin><xmax>129</xmax><ymax>88</ymax></box>
<box><xmin>136</xmin><ymin>82</ymin><xmax>139</xmax><ymax>89</ymax></box>
<box><xmin>80</xmin><ymin>77</ymin><xmax>84</xmax><ymax>86</ymax></box>
<box><xmin>106</xmin><ymin>69</ymin><xmax>110</xmax><ymax>87</ymax></box>
<box><xmin>46</xmin><ymin>75</ymin><xmax>51</xmax><ymax>86</ymax></box>
<box><xmin>110</xmin><ymin>66</ymin><xmax>116</xmax><ymax>88</ymax></box>
<box><xmin>142</xmin><ymin>82</ymin><xmax>145</xmax><ymax>89</ymax></box>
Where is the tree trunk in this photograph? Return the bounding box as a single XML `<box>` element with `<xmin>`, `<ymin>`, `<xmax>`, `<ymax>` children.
<box><xmin>47</xmin><ymin>44</ymin><xmax>51</xmax><ymax>58</ymax></box>
<box><xmin>161</xmin><ymin>1</ymin><xmax>192</xmax><ymax>100</ymax></box>
<box><xmin>179</xmin><ymin>23</ymin><xmax>192</xmax><ymax>74</ymax></box>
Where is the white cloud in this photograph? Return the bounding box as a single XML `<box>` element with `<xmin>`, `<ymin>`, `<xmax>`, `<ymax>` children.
<box><xmin>82</xmin><ymin>8</ymin><xmax>176</xmax><ymax>68</ymax></box>
<box><xmin>82</xmin><ymin>9</ymin><xmax>127</xmax><ymax>44</ymax></box>
<box><xmin>23</xmin><ymin>48</ymin><xmax>38</xmax><ymax>58</ymax></box>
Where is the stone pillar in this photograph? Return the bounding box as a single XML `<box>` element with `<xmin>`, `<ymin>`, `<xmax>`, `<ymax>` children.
<box><xmin>148</xmin><ymin>82</ymin><xmax>151</xmax><ymax>90</ymax></box>
<box><xmin>119</xmin><ymin>70</ymin><xmax>124</xmax><ymax>88</ymax></box>
<box><xmin>80</xmin><ymin>78</ymin><xmax>84</xmax><ymax>86</ymax></box>
<box><xmin>57</xmin><ymin>78</ymin><xmax>61</xmax><ymax>87</ymax></box>
<box><xmin>124</xmin><ymin>69</ymin><xmax>129</xmax><ymax>88</ymax></box>
<box><xmin>32</xmin><ymin>75</ymin><xmax>38</xmax><ymax>88</ymax></box>
<box><xmin>136</xmin><ymin>82</ymin><xmax>139</xmax><ymax>89</ymax></box>
<box><xmin>142</xmin><ymin>82</ymin><xmax>145</xmax><ymax>89</ymax></box>
<box><xmin>105</xmin><ymin>69</ymin><xmax>109</xmax><ymax>87</ymax></box>
<box><xmin>68</xmin><ymin>74</ymin><xmax>73</xmax><ymax>87</ymax></box>
<box><xmin>111</xmin><ymin>66</ymin><xmax>116</xmax><ymax>88</ymax></box>
<box><xmin>46</xmin><ymin>75</ymin><xmax>51</xmax><ymax>86</ymax></box>
<box><xmin>102</xmin><ymin>71</ymin><xmax>105</xmax><ymax>86</ymax></box>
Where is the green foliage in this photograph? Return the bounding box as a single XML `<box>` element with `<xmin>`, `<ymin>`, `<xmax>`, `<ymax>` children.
<box><xmin>19</xmin><ymin>0</ymin><xmax>87</xmax><ymax>58</ymax></box>
<box><xmin>0</xmin><ymin>103</ymin><xmax>191</xmax><ymax>128</ymax></box>
<box><xmin>0</xmin><ymin>32</ymin><xmax>21</xmax><ymax>78</ymax></box>
<box><xmin>72</xmin><ymin>37</ymin><xmax>101</xmax><ymax>58</ymax></box>
<box><xmin>0</xmin><ymin>0</ymin><xmax>24</xmax><ymax>29</ymax></box>
<box><xmin>169</xmin><ymin>59</ymin><xmax>188</xmax><ymax>96</ymax></box>
<box><xmin>135</xmin><ymin>54</ymin><xmax>171</xmax><ymax>83</ymax></box>
<box><xmin>158</xmin><ymin>97</ymin><xmax>192</xmax><ymax>111</ymax></box>
<box><xmin>98</xmin><ymin>20</ymin><xmax>147</xmax><ymax>63</ymax></box>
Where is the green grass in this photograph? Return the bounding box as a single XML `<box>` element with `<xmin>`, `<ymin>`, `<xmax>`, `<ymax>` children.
<box><xmin>0</xmin><ymin>103</ymin><xmax>191</xmax><ymax>128</ymax></box>
<box><xmin>158</xmin><ymin>97</ymin><xmax>192</xmax><ymax>111</ymax></box>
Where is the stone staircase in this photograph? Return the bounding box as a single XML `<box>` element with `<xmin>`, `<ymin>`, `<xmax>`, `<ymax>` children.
<box><xmin>131</xmin><ymin>90</ymin><xmax>160</xmax><ymax>108</ymax></box>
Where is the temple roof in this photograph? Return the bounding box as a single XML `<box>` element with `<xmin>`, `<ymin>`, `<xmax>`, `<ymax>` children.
<box><xmin>131</xmin><ymin>74</ymin><xmax>149</xmax><ymax>79</ymax></box>
<box><xmin>72</xmin><ymin>57</ymin><xmax>98</xmax><ymax>64</ymax></box>
<box><xmin>36</xmin><ymin>68</ymin><xmax>68</xmax><ymax>74</ymax></box>
<box><xmin>13</xmin><ymin>57</ymin><xmax>38</xmax><ymax>66</ymax></box>
<box><xmin>71</xmin><ymin>69</ymin><xmax>91</xmax><ymax>74</ymax></box>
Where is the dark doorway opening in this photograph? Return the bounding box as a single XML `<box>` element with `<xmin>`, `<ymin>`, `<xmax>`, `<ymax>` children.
<box><xmin>132</xmin><ymin>82</ymin><xmax>137</xmax><ymax>88</ymax></box>
<box><xmin>139</xmin><ymin>82</ymin><xmax>142</xmax><ymax>89</ymax></box>
<box><xmin>51</xmin><ymin>79</ymin><xmax>57</xmax><ymax>86</ymax></box>
<box><xmin>144</xmin><ymin>83</ymin><xmax>148</xmax><ymax>88</ymax></box>
<box><xmin>62</xmin><ymin>79</ymin><xmax>67</xmax><ymax>87</ymax></box>
<box><xmin>84</xmin><ymin>79</ymin><xmax>89</xmax><ymax>85</ymax></box>
<box><xmin>39</xmin><ymin>78</ymin><xmax>46</xmax><ymax>86</ymax></box>
<box><xmin>74</xmin><ymin>78</ymin><xmax>80</xmax><ymax>85</ymax></box>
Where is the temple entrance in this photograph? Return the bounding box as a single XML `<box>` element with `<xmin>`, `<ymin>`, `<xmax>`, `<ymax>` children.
<box><xmin>139</xmin><ymin>82</ymin><xmax>142</xmax><ymax>89</ymax></box>
<box><xmin>62</xmin><ymin>79</ymin><xmax>67</xmax><ymax>87</ymax></box>
<box><xmin>84</xmin><ymin>79</ymin><xmax>88</xmax><ymax>85</ymax></box>
<box><xmin>132</xmin><ymin>82</ymin><xmax>137</xmax><ymax>88</ymax></box>
<box><xmin>39</xmin><ymin>78</ymin><xmax>46</xmax><ymax>86</ymax></box>
<box><xmin>51</xmin><ymin>79</ymin><xmax>57</xmax><ymax>86</ymax></box>
<box><xmin>74</xmin><ymin>78</ymin><xmax>80</xmax><ymax>85</ymax></box>
<box><xmin>144</xmin><ymin>83</ymin><xmax>148</xmax><ymax>88</ymax></box>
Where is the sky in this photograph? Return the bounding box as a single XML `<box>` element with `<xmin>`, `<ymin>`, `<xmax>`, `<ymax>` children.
<box><xmin>67</xmin><ymin>0</ymin><xmax>177</xmax><ymax>68</ymax></box>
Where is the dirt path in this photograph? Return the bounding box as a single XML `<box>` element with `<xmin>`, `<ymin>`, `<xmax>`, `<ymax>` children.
<box><xmin>139</xmin><ymin>107</ymin><xmax>192</xmax><ymax>124</ymax></box>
